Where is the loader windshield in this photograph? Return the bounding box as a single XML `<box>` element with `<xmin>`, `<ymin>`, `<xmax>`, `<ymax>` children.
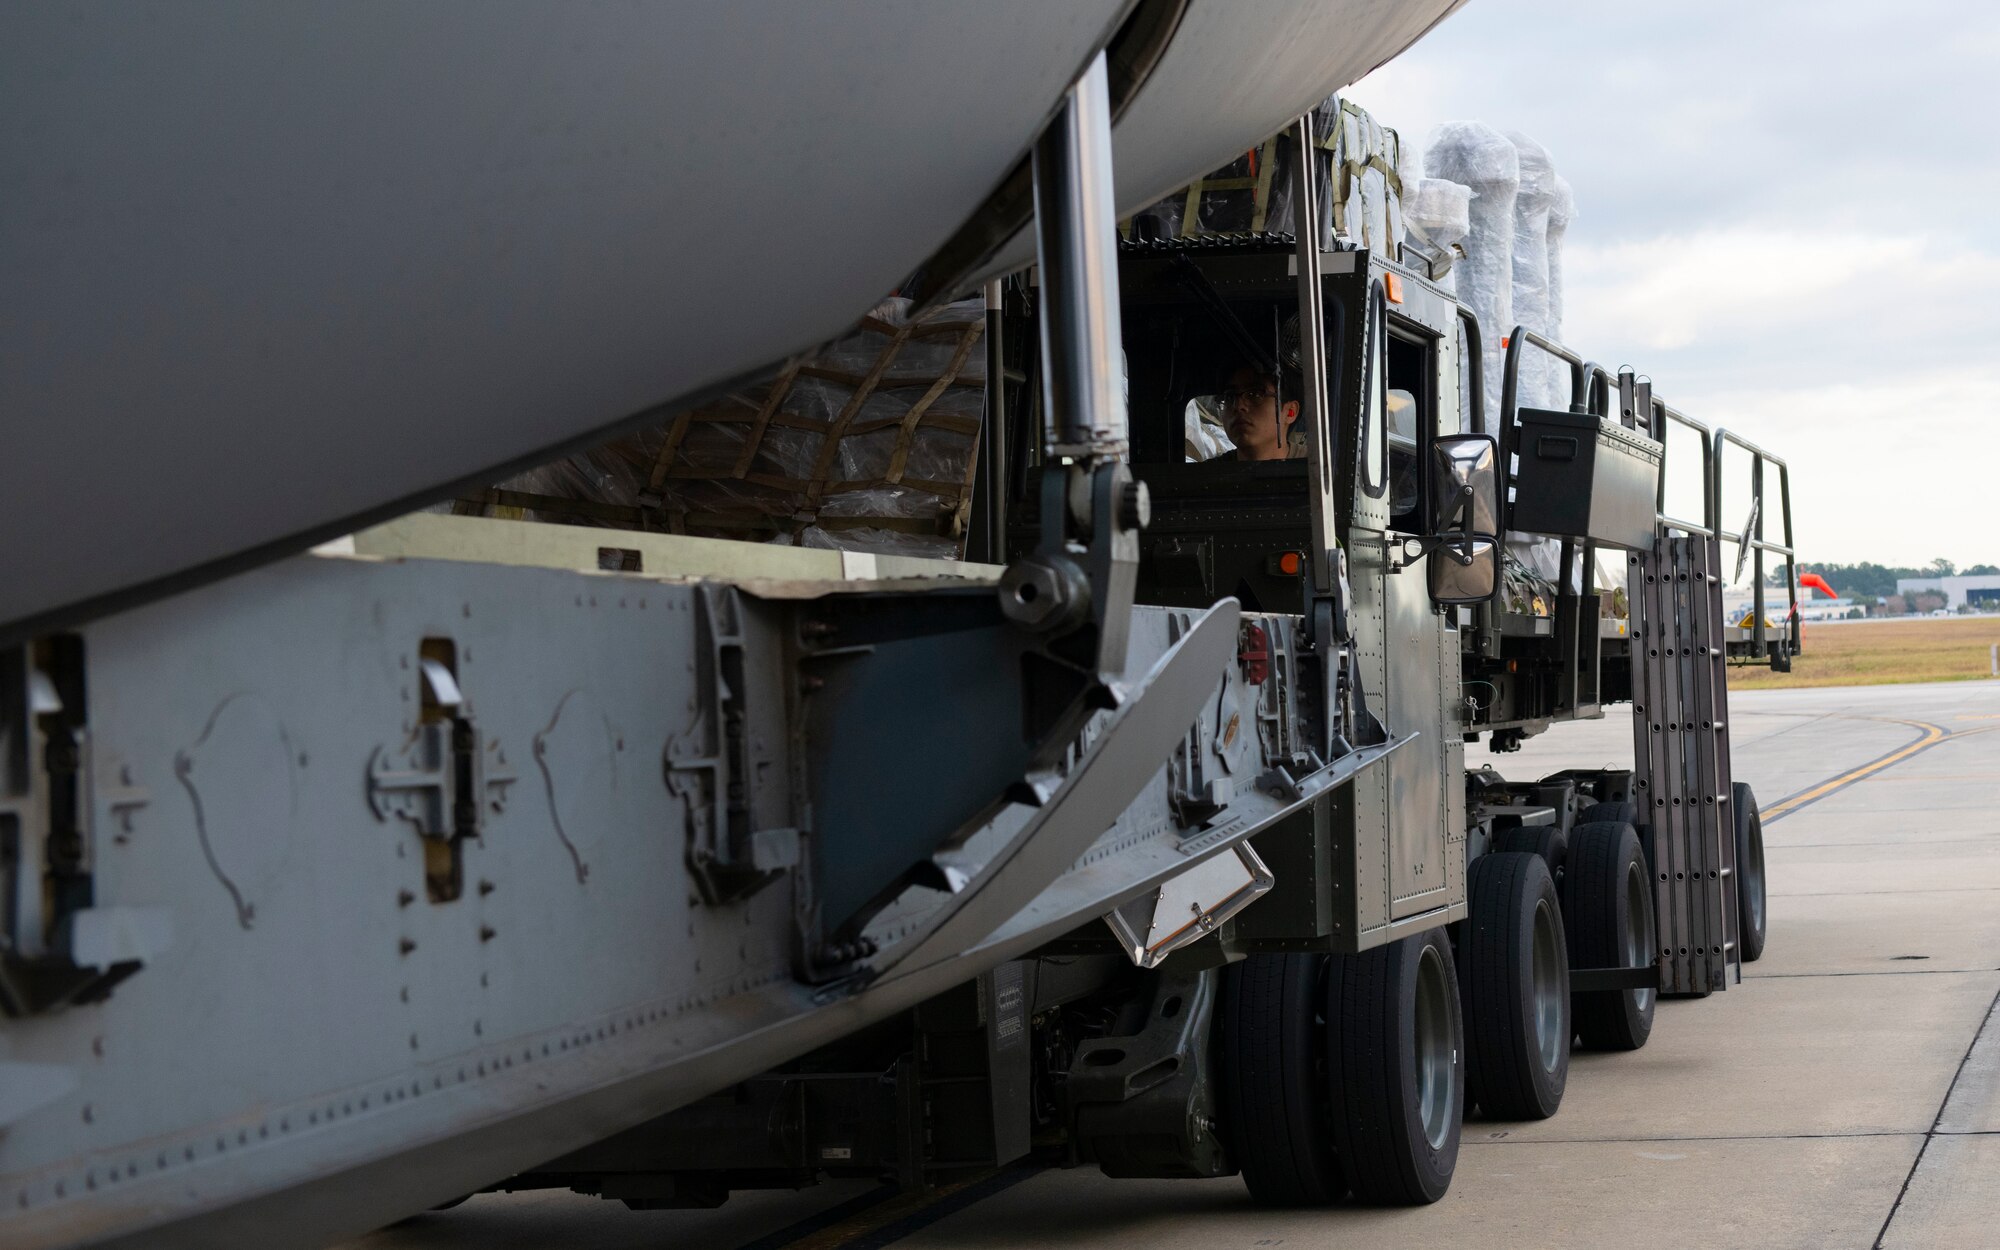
<box><xmin>1121</xmin><ymin>296</ymin><xmax>1327</xmax><ymax>479</ymax></box>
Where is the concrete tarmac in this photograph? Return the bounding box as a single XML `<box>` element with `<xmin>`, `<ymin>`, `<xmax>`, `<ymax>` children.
<box><xmin>351</xmin><ymin>680</ymin><xmax>2000</xmax><ymax>1250</ymax></box>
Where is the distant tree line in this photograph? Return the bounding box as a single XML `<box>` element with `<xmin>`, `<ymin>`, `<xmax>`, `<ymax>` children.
<box><xmin>1767</xmin><ymin>559</ymin><xmax>2000</xmax><ymax>598</ymax></box>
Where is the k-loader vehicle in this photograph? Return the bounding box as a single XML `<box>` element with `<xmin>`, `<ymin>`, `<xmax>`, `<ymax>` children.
<box><xmin>1</xmin><ymin>42</ymin><xmax>1796</xmax><ymax>1249</ymax></box>
<box><xmin>465</xmin><ymin>113</ymin><xmax>1803</xmax><ymax>1212</ymax></box>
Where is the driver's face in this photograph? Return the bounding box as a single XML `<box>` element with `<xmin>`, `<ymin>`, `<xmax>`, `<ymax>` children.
<box><xmin>1224</xmin><ymin>367</ymin><xmax>1284</xmax><ymax>457</ymax></box>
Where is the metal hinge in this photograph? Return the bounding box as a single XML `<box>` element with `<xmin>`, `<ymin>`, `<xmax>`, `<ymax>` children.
<box><xmin>669</xmin><ymin>587</ymin><xmax>796</xmax><ymax>906</ymax></box>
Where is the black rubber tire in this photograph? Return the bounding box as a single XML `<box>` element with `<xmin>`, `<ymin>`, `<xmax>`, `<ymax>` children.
<box><xmin>1733</xmin><ymin>782</ymin><xmax>1768</xmax><ymax>962</ymax></box>
<box><xmin>1220</xmin><ymin>953</ymin><xmax>1345</xmax><ymax>1205</ymax></box>
<box><xmin>1566</xmin><ymin>821</ymin><xmax>1657</xmax><ymax>1051</ymax></box>
<box><xmin>1577</xmin><ymin>800</ymin><xmax>1638</xmax><ymax>828</ymax></box>
<box><xmin>1325</xmin><ymin>929</ymin><xmax>1463</xmax><ymax>1205</ymax></box>
<box><xmin>1493</xmin><ymin>823</ymin><xmax>1568</xmax><ymax>892</ymax></box>
<box><xmin>1464</xmin><ymin>853</ymin><xmax>1570</xmax><ymax>1120</ymax></box>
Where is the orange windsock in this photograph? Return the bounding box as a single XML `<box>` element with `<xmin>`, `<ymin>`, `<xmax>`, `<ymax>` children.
<box><xmin>1800</xmin><ymin>572</ymin><xmax>1836</xmax><ymax>598</ymax></box>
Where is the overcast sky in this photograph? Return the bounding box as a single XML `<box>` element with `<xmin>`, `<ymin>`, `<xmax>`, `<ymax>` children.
<box><xmin>1344</xmin><ymin>0</ymin><xmax>1998</xmax><ymax>571</ymax></box>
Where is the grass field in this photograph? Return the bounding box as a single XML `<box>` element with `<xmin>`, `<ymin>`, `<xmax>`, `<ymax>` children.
<box><xmin>1727</xmin><ymin>616</ymin><xmax>2000</xmax><ymax>689</ymax></box>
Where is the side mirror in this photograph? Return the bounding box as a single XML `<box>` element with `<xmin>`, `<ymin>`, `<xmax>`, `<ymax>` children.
<box><xmin>1429</xmin><ymin>537</ymin><xmax>1499</xmax><ymax>604</ymax></box>
<box><xmin>1425</xmin><ymin>433</ymin><xmax>1501</xmax><ymax>607</ymax></box>
<box><xmin>1430</xmin><ymin>433</ymin><xmax>1498</xmax><ymax>535</ymax></box>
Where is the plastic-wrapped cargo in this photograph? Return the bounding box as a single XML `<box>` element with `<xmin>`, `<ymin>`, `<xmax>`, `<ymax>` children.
<box><xmin>1423</xmin><ymin>122</ymin><xmax>1517</xmax><ymax>424</ymax></box>
<box><xmin>1547</xmin><ymin>174</ymin><xmax>1577</xmax><ymax>610</ymax></box>
<box><xmin>1498</xmin><ymin>134</ymin><xmax>1584</xmax><ymax>591</ymax></box>
<box><xmin>476</xmin><ymin>296</ymin><xmax>986</xmax><ymax>560</ymax></box>
<box><xmin>1506</xmin><ymin>132</ymin><xmax>1560</xmax><ymax>412</ymax></box>
<box><xmin>1546</xmin><ymin>172</ymin><xmax>1576</xmax><ymax>348</ymax></box>
<box><xmin>1396</xmin><ymin>138</ymin><xmax>1421</xmax><ymax>215</ymax></box>
<box><xmin>1402</xmin><ymin>177</ymin><xmax>1473</xmax><ymax>291</ymax></box>
<box><xmin>1183</xmin><ymin>396</ymin><xmax>1236</xmax><ymax>461</ymax></box>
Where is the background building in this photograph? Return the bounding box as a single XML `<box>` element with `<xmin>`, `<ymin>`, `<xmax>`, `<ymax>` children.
<box><xmin>1893</xmin><ymin>574</ymin><xmax>2000</xmax><ymax>609</ymax></box>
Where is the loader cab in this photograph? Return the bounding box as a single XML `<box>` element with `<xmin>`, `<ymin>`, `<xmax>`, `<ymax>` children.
<box><xmin>1001</xmin><ymin>238</ymin><xmax>1476</xmax><ymax>616</ymax></box>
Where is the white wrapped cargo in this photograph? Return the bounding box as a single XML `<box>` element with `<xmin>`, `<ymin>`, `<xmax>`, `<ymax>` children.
<box><xmin>1547</xmin><ymin>172</ymin><xmax>1575</xmax><ymax>351</ymax></box>
<box><xmin>1403</xmin><ymin>177</ymin><xmax>1473</xmax><ymax>292</ymax></box>
<box><xmin>1507</xmin><ymin>131</ymin><xmax>1558</xmax><ymax>412</ymax></box>
<box><xmin>1423</xmin><ymin>122</ymin><xmax>1518</xmax><ymax>425</ymax></box>
<box><xmin>1395</xmin><ymin>135</ymin><xmax>1422</xmax><ymax>259</ymax></box>
<box><xmin>1502</xmin><ymin>134</ymin><xmax>1577</xmax><ymax>589</ymax></box>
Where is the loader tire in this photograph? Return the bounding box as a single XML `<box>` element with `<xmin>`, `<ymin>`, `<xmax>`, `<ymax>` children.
<box><xmin>1464</xmin><ymin>852</ymin><xmax>1570</xmax><ymax>1120</ymax></box>
<box><xmin>1493</xmin><ymin>823</ymin><xmax>1568</xmax><ymax>891</ymax></box>
<box><xmin>1220</xmin><ymin>953</ymin><xmax>1344</xmax><ymax>1205</ymax></box>
<box><xmin>1566</xmin><ymin>821</ymin><xmax>1657</xmax><ymax>1051</ymax></box>
<box><xmin>1732</xmin><ymin>782</ymin><xmax>1768</xmax><ymax>962</ymax></box>
<box><xmin>1325</xmin><ymin>929</ymin><xmax>1462</xmax><ymax>1204</ymax></box>
<box><xmin>1577</xmin><ymin>800</ymin><xmax>1638</xmax><ymax>828</ymax></box>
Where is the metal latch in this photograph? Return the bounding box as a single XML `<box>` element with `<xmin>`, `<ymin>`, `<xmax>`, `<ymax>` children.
<box><xmin>366</xmin><ymin>646</ymin><xmax>514</xmax><ymax>902</ymax></box>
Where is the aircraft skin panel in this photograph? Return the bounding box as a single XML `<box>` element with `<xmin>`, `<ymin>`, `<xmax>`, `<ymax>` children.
<box><xmin>0</xmin><ymin>1</ymin><xmax>1131</xmax><ymax>640</ymax></box>
<box><xmin>967</xmin><ymin>0</ymin><xmax>1471</xmax><ymax>283</ymax></box>
<box><xmin>0</xmin><ymin>1</ymin><xmax>1472</xmax><ymax>645</ymax></box>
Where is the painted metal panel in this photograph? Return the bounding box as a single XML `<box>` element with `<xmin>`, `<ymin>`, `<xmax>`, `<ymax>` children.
<box><xmin>0</xmin><ymin>550</ymin><xmax>1307</xmax><ymax>1248</ymax></box>
<box><xmin>1386</xmin><ymin>551</ymin><xmax>1450</xmax><ymax>918</ymax></box>
<box><xmin>1346</xmin><ymin>526</ymin><xmax>1392</xmax><ymax>940</ymax></box>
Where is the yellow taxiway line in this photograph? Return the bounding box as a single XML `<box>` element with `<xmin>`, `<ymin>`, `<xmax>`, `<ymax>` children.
<box><xmin>1760</xmin><ymin>716</ymin><xmax>1953</xmax><ymax>821</ymax></box>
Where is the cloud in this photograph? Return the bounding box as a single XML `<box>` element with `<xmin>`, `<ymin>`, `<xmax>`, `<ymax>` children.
<box><xmin>1344</xmin><ymin>2</ymin><xmax>2000</xmax><ymax>565</ymax></box>
<box><xmin>1691</xmin><ymin>370</ymin><xmax>2000</xmax><ymax>567</ymax></box>
<box><xmin>1567</xmin><ymin>226</ymin><xmax>2000</xmax><ymax>566</ymax></box>
<box><xmin>1349</xmin><ymin>2</ymin><xmax>2000</xmax><ymax>239</ymax></box>
<box><xmin>1566</xmin><ymin>228</ymin><xmax>1917</xmax><ymax>352</ymax></box>
<box><xmin>1564</xmin><ymin>228</ymin><xmax>2000</xmax><ymax>365</ymax></box>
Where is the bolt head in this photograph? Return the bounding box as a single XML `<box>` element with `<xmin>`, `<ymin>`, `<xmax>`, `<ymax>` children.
<box><xmin>1119</xmin><ymin>480</ymin><xmax>1152</xmax><ymax>531</ymax></box>
<box><xmin>998</xmin><ymin>556</ymin><xmax>1086</xmax><ymax>631</ymax></box>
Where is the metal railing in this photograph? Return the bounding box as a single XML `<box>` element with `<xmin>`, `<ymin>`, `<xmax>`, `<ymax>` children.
<box><xmin>1484</xmin><ymin>327</ymin><xmax>1797</xmax><ymax>665</ymax></box>
<box><xmin>1650</xmin><ymin>396</ymin><xmax>1715</xmax><ymax>538</ymax></box>
<box><xmin>1582</xmin><ymin>362</ymin><xmax>1616</xmax><ymax>420</ymax></box>
<box><xmin>1712</xmin><ymin>428</ymin><xmax>1800</xmax><ymax>661</ymax></box>
<box><xmin>1498</xmin><ymin>327</ymin><xmax>1588</xmax><ymax>426</ymax></box>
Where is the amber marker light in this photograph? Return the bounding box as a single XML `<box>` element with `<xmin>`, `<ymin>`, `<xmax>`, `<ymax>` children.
<box><xmin>1384</xmin><ymin>272</ymin><xmax>1404</xmax><ymax>304</ymax></box>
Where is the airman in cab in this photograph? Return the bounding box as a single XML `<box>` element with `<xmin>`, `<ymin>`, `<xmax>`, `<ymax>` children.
<box><xmin>1187</xmin><ymin>362</ymin><xmax>1304</xmax><ymax>462</ymax></box>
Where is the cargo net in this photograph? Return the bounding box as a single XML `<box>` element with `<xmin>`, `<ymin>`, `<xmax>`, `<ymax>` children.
<box><xmin>1125</xmin><ymin>96</ymin><xmax>1407</xmax><ymax>255</ymax></box>
<box><xmin>455</xmin><ymin>296</ymin><xmax>986</xmax><ymax>560</ymax></box>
